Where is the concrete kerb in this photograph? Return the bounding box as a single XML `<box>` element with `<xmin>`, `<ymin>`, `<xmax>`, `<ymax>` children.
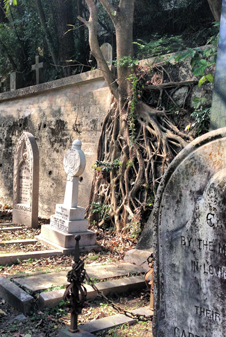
<box><xmin>59</xmin><ymin>306</ymin><xmax>153</xmax><ymax>336</ymax></box>
<box><xmin>0</xmin><ymin>250</ymin><xmax>62</xmax><ymax>265</ymax></box>
<box><xmin>38</xmin><ymin>275</ymin><xmax>146</xmax><ymax>309</ymax></box>
<box><xmin>0</xmin><ymin>277</ymin><xmax>34</xmax><ymax>314</ymax></box>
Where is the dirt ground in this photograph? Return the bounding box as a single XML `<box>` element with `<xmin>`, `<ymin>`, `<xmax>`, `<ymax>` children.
<box><xmin>0</xmin><ymin>210</ymin><xmax>153</xmax><ymax>336</ymax></box>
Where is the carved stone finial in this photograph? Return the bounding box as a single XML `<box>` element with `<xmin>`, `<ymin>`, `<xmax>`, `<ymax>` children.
<box><xmin>63</xmin><ymin>139</ymin><xmax>86</xmax><ymax>177</ymax></box>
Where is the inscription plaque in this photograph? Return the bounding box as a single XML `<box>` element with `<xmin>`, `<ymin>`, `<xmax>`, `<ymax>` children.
<box><xmin>152</xmin><ymin>128</ymin><xmax>226</xmax><ymax>337</ymax></box>
<box><xmin>18</xmin><ymin>162</ymin><xmax>30</xmax><ymax>204</ymax></box>
<box><xmin>13</xmin><ymin>132</ymin><xmax>39</xmax><ymax>228</ymax></box>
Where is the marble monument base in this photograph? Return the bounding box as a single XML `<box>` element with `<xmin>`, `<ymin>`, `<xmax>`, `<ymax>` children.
<box><xmin>37</xmin><ymin>204</ymin><xmax>97</xmax><ymax>253</ymax></box>
<box><xmin>37</xmin><ymin>225</ymin><xmax>97</xmax><ymax>254</ymax></box>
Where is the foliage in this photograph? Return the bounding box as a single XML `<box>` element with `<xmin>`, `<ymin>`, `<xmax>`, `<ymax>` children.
<box><xmin>92</xmin><ymin>159</ymin><xmax>121</xmax><ymax>172</ymax></box>
<box><xmin>91</xmin><ymin>201</ymin><xmax>110</xmax><ymax>222</ymax></box>
<box><xmin>191</xmin><ymin>97</ymin><xmax>211</xmax><ymax>135</ymax></box>
<box><xmin>134</xmin><ymin>35</ymin><xmax>185</xmax><ymax>60</ymax></box>
<box><xmin>175</xmin><ymin>22</ymin><xmax>219</xmax><ymax>86</ymax></box>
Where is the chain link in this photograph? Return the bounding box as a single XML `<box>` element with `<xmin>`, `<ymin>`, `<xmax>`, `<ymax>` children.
<box><xmin>84</xmin><ymin>255</ymin><xmax>154</xmax><ymax>322</ymax></box>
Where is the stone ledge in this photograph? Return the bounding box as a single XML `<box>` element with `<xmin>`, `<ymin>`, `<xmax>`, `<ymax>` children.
<box><xmin>0</xmin><ymin>69</ymin><xmax>104</xmax><ymax>102</ymax></box>
<box><xmin>0</xmin><ymin>249</ymin><xmax>62</xmax><ymax>265</ymax></box>
<box><xmin>0</xmin><ymin>277</ymin><xmax>34</xmax><ymax>314</ymax></box>
<box><xmin>0</xmin><ymin>239</ymin><xmax>37</xmax><ymax>246</ymax></box>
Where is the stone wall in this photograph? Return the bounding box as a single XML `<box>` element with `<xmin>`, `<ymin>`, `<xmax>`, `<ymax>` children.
<box><xmin>0</xmin><ymin>55</ymin><xmax>214</xmax><ymax>219</ymax></box>
<box><xmin>0</xmin><ymin>70</ymin><xmax>111</xmax><ymax>218</ymax></box>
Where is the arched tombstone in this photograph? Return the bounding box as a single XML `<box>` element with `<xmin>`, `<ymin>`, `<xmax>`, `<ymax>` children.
<box><xmin>152</xmin><ymin>127</ymin><xmax>226</xmax><ymax>337</ymax></box>
<box><xmin>13</xmin><ymin>132</ymin><xmax>39</xmax><ymax>228</ymax></box>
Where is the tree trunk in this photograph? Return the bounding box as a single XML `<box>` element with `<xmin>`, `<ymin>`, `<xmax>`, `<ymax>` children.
<box><xmin>207</xmin><ymin>0</ymin><xmax>222</xmax><ymax>21</ymax></box>
<box><xmin>82</xmin><ymin>0</ymin><xmax>192</xmax><ymax>233</ymax></box>
<box><xmin>50</xmin><ymin>0</ymin><xmax>76</xmax><ymax>77</ymax></box>
<box><xmin>35</xmin><ymin>0</ymin><xmax>59</xmax><ymax>69</ymax></box>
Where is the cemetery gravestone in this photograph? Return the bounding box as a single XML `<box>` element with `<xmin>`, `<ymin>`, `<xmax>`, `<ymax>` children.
<box><xmin>10</xmin><ymin>72</ymin><xmax>24</xmax><ymax>91</ymax></box>
<box><xmin>38</xmin><ymin>139</ymin><xmax>96</xmax><ymax>252</ymax></box>
<box><xmin>13</xmin><ymin>132</ymin><xmax>39</xmax><ymax>228</ymax></box>
<box><xmin>100</xmin><ymin>43</ymin><xmax>113</xmax><ymax>66</ymax></box>
<box><xmin>152</xmin><ymin>127</ymin><xmax>226</xmax><ymax>337</ymax></box>
<box><xmin>210</xmin><ymin>0</ymin><xmax>226</xmax><ymax>130</ymax></box>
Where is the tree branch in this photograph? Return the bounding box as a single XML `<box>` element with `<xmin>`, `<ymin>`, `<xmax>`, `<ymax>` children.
<box><xmin>79</xmin><ymin>0</ymin><xmax>119</xmax><ymax>100</ymax></box>
<box><xmin>99</xmin><ymin>0</ymin><xmax>118</xmax><ymax>25</ymax></box>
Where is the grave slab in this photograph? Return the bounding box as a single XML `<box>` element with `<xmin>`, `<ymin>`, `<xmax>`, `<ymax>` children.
<box><xmin>152</xmin><ymin>127</ymin><xmax>226</xmax><ymax>336</ymax></box>
<box><xmin>13</xmin><ymin>263</ymin><xmax>146</xmax><ymax>292</ymax></box>
<box><xmin>0</xmin><ymin>250</ymin><xmax>62</xmax><ymax>266</ymax></box>
<box><xmin>0</xmin><ymin>277</ymin><xmax>34</xmax><ymax>314</ymax></box>
<box><xmin>38</xmin><ymin>276</ymin><xmax>145</xmax><ymax>308</ymax></box>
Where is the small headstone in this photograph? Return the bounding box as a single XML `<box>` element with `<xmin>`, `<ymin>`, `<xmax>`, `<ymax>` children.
<box><xmin>13</xmin><ymin>132</ymin><xmax>39</xmax><ymax>228</ymax></box>
<box><xmin>100</xmin><ymin>43</ymin><xmax>112</xmax><ymax>66</ymax></box>
<box><xmin>32</xmin><ymin>55</ymin><xmax>44</xmax><ymax>85</ymax></box>
<box><xmin>10</xmin><ymin>72</ymin><xmax>24</xmax><ymax>91</ymax></box>
<box><xmin>152</xmin><ymin>127</ymin><xmax>226</xmax><ymax>336</ymax></box>
<box><xmin>38</xmin><ymin>139</ymin><xmax>96</xmax><ymax>251</ymax></box>
<box><xmin>210</xmin><ymin>0</ymin><xmax>226</xmax><ymax>130</ymax></box>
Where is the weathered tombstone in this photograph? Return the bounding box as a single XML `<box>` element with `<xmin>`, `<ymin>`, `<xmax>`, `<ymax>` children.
<box><xmin>152</xmin><ymin>127</ymin><xmax>226</xmax><ymax>336</ymax></box>
<box><xmin>10</xmin><ymin>72</ymin><xmax>24</xmax><ymax>91</ymax></box>
<box><xmin>38</xmin><ymin>139</ymin><xmax>96</xmax><ymax>252</ymax></box>
<box><xmin>32</xmin><ymin>55</ymin><xmax>43</xmax><ymax>85</ymax></box>
<box><xmin>210</xmin><ymin>0</ymin><xmax>226</xmax><ymax>130</ymax></box>
<box><xmin>100</xmin><ymin>43</ymin><xmax>113</xmax><ymax>66</ymax></box>
<box><xmin>13</xmin><ymin>132</ymin><xmax>39</xmax><ymax>228</ymax></box>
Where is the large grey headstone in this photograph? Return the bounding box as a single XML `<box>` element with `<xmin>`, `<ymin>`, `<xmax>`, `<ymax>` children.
<box><xmin>152</xmin><ymin>127</ymin><xmax>226</xmax><ymax>337</ymax></box>
<box><xmin>13</xmin><ymin>132</ymin><xmax>39</xmax><ymax>228</ymax></box>
<box><xmin>210</xmin><ymin>0</ymin><xmax>226</xmax><ymax>130</ymax></box>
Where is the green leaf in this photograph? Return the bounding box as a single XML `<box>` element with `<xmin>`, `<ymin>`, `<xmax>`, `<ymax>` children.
<box><xmin>193</xmin><ymin>65</ymin><xmax>206</xmax><ymax>76</ymax></box>
<box><xmin>199</xmin><ymin>59</ymin><xmax>208</xmax><ymax>66</ymax></box>
<box><xmin>205</xmin><ymin>74</ymin><xmax>214</xmax><ymax>83</ymax></box>
<box><xmin>198</xmin><ymin>76</ymin><xmax>207</xmax><ymax>87</ymax></box>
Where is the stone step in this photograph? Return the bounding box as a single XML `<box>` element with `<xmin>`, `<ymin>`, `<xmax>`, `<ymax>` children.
<box><xmin>0</xmin><ymin>226</ymin><xmax>23</xmax><ymax>232</ymax></box>
<box><xmin>0</xmin><ymin>250</ymin><xmax>62</xmax><ymax>265</ymax></box>
<box><xmin>38</xmin><ymin>275</ymin><xmax>146</xmax><ymax>309</ymax></box>
<box><xmin>0</xmin><ymin>239</ymin><xmax>37</xmax><ymax>246</ymax></box>
<box><xmin>0</xmin><ymin>277</ymin><xmax>34</xmax><ymax>314</ymax></box>
<box><xmin>12</xmin><ymin>263</ymin><xmax>146</xmax><ymax>292</ymax></box>
<box><xmin>59</xmin><ymin>306</ymin><xmax>153</xmax><ymax>337</ymax></box>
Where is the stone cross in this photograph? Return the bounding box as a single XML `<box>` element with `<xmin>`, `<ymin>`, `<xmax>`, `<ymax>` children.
<box><xmin>100</xmin><ymin>43</ymin><xmax>113</xmax><ymax>66</ymax></box>
<box><xmin>210</xmin><ymin>0</ymin><xmax>226</xmax><ymax>130</ymax></box>
<box><xmin>32</xmin><ymin>55</ymin><xmax>43</xmax><ymax>85</ymax></box>
<box><xmin>152</xmin><ymin>127</ymin><xmax>226</xmax><ymax>337</ymax></box>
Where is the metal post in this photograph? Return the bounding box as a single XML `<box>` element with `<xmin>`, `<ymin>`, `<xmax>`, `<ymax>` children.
<box><xmin>68</xmin><ymin>235</ymin><xmax>81</xmax><ymax>333</ymax></box>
